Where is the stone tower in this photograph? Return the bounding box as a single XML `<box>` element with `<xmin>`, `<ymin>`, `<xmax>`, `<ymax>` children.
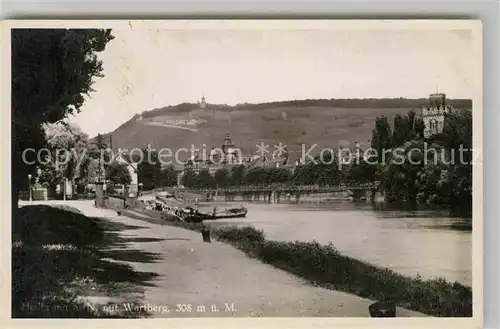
<box><xmin>422</xmin><ymin>93</ymin><xmax>453</xmax><ymax>138</ymax></box>
<box><xmin>222</xmin><ymin>133</ymin><xmax>235</xmax><ymax>155</ymax></box>
<box><xmin>199</xmin><ymin>96</ymin><xmax>207</xmax><ymax>109</ymax></box>
<box><xmin>222</xmin><ymin>133</ymin><xmax>238</xmax><ymax>163</ymax></box>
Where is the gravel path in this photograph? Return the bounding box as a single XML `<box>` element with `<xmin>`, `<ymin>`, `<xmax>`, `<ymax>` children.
<box><xmin>22</xmin><ymin>200</ymin><xmax>427</xmax><ymax>318</ymax></box>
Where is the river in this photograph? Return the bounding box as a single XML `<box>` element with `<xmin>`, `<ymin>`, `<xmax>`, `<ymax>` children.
<box><xmin>200</xmin><ymin>201</ymin><xmax>472</xmax><ymax>287</ymax></box>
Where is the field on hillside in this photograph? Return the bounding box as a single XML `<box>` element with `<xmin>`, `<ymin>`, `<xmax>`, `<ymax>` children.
<box><xmin>108</xmin><ymin>106</ymin><xmax>416</xmax><ymax>163</ymax></box>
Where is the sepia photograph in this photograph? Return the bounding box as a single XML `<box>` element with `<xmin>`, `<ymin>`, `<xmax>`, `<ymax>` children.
<box><xmin>5</xmin><ymin>20</ymin><xmax>482</xmax><ymax>325</ymax></box>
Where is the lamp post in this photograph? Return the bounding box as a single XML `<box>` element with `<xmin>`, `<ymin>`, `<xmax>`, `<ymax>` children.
<box><xmin>28</xmin><ymin>174</ymin><xmax>32</xmax><ymax>202</ymax></box>
<box><xmin>63</xmin><ymin>178</ymin><xmax>67</xmax><ymax>201</ymax></box>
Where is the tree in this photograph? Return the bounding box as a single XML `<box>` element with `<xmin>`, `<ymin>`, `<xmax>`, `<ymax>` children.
<box><xmin>78</xmin><ymin>158</ymin><xmax>100</xmax><ymax>188</ymax></box>
<box><xmin>442</xmin><ymin>111</ymin><xmax>473</xmax><ymax>216</ymax></box>
<box><xmin>406</xmin><ymin>110</ymin><xmax>426</xmax><ymax>139</ymax></box>
<box><xmin>347</xmin><ymin>159</ymin><xmax>376</xmax><ymax>182</ymax></box>
<box><xmin>310</xmin><ymin>152</ymin><xmax>343</xmax><ymax>186</ymax></box>
<box><xmin>370</xmin><ymin>116</ymin><xmax>393</xmax><ymax>162</ymax></box>
<box><xmin>230</xmin><ymin>165</ymin><xmax>247</xmax><ymax>186</ymax></box>
<box><xmin>181</xmin><ymin>168</ymin><xmax>197</xmax><ymax>188</ymax></box>
<box><xmin>266</xmin><ymin>167</ymin><xmax>291</xmax><ymax>184</ymax></box>
<box><xmin>392</xmin><ymin>110</ymin><xmax>425</xmax><ymax>147</ymax></box>
<box><xmin>366</xmin><ymin>107</ymin><xmax>472</xmax><ymax>216</ymax></box>
<box><xmin>415</xmin><ymin>159</ymin><xmax>452</xmax><ymax>205</ymax></box>
<box><xmin>196</xmin><ymin>169</ymin><xmax>215</xmax><ymax>188</ymax></box>
<box><xmin>382</xmin><ymin>140</ymin><xmax>450</xmax><ymax>205</ymax></box>
<box><xmin>37</xmin><ymin>164</ymin><xmax>60</xmax><ymax>191</ymax></box>
<box><xmin>12</xmin><ymin>29</ymin><xmax>114</xmax><ymax>208</ymax></box>
<box><xmin>417</xmin><ymin>110</ymin><xmax>472</xmax><ymax>215</ymax></box>
<box><xmin>441</xmin><ymin>111</ymin><xmax>473</xmax><ymax>152</ymax></box>
<box><xmin>244</xmin><ymin>168</ymin><xmax>268</xmax><ymax>185</ymax></box>
<box><xmin>316</xmin><ymin>164</ymin><xmax>343</xmax><ymax>186</ymax></box>
<box><xmin>214</xmin><ymin>168</ymin><xmax>231</xmax><ymax>188</ymax></box>
<box><xmin>392</xmin><ymin>114</ymin><xmax>412</xmax><ymax>147</ymax></box>
<box><xmin>382</xmin><ymin>141</ymin><xmax>424</xmax><ymax>204</ymax></box>
<box><xmin>157</xmin><ymin>165</ymin><xmax>178</xmax><ymax>187</ymax></box>
<box><xmin>412</xmin><ymin>115</ymin><xmax>425</xmax><ymax>139</ymax></box>
<box><xmin>38</xmin><ymin>121</ymin><xmax>89</xmax><ymax>192</ymax></box>
<box><xmin>106</xmin><ymin>161</ymin><xmax>132</xmax><ymax>186</ymax></box>
<box><xmin>291</xmin><ymin>163</ymin><xmax>320</xmax><ymax>185</ymax></box>
<box><xmin>136</xmin><ymin>148</ymin><xmax>160</xmax><ymax>190</ymax></box>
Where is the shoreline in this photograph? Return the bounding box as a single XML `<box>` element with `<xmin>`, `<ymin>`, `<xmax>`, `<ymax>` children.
<box><xmin>160</xmin><ymin>217</ymin><xmax>472</xmax><ymax>317</ymax></box>
<box><xmin>111</xmin><ymin>200</ymin><xmax>472</xmax><ymax>286</ymax></box>
<box><xmin>144</xmin><ymin>188</ymin><xmax>472</xmax><ymax>219</ymax></box>
<box><xmin>15</xmin><ymin>200</ymin><xmax>427</xmax><ymax>318</ymax></box>
<box><xmin>16</xmin><ymin>200</ymin><xmax>470</xmax><ymax>317</ymax></box>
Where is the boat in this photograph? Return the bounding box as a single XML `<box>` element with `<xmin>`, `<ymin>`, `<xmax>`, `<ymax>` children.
<box><xmin>208</xmin><ymin>207</ymin><xmax>248</xmax><ymax>219</ymax></box>
<box><xmin>168</xmin><ymin>207</ymin><xmax>211</xmax><ymax>223</ymax></box>
<box><xmin>162</xmin><ymin>209</ymin><xmax>182</xmax><ymax>221</ymax></box>
<box><xmin>166</xmin><ymin>206</ymin><xmax>248</xmax><ymax>223</ymax></box>
<box><xmin>182</xmin><ymin>214</ymin><xmax>206</xmax><ymax>223</ymax></box>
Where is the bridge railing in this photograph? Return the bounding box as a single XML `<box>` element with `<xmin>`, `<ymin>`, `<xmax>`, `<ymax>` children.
<box><xmin>180</xmin><ymin>181</ymin><xmax>380</xmax><ymax>194</ymax></box>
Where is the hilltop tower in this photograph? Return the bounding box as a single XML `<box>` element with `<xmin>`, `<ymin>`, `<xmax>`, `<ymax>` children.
<box><xmin>199</xmin><ymin>96</ymin><xmax>207</xmax><ymax>109</ymax></box>
<box><xmin>422</xmin><ymin>93</ymin><xmax>453</xmax><ymax>138</ymax></box>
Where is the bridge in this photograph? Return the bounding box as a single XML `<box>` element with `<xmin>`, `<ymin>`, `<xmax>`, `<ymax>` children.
<box><xmin>176</xmin><ymin>181</ymin><xmax>381</xmax><ymax>203</ymax></box>
<box><xmin>142</xmin><ymin>181</ymin><xmax>382</xmax><ymax>203</ymax></box>
<box><xmin>183</xmin><ymin>181</ymin><xmax>380</xmax><ymax>195</ymax></box>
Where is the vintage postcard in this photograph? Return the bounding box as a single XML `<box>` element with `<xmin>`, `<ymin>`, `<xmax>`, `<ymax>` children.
<box><xmin>2</xmin><ymin>20</ymin><xmax>482</xmax><ymax>329</ymax></box>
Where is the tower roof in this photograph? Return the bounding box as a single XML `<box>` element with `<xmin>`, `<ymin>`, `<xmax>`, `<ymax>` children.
<box><xmin>223</xmin><ymin>133</ymin><xmax>235</xmax><ymax>147</ymax></box>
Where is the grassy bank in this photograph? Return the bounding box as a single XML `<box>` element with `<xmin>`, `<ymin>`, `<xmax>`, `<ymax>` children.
<box><xmin>12</xmin><ymin>205</ymin><xmax>161</xmax><ymax>318</ymax></box>
<box><xmin>165</xmin><ymin>220</ymin><xmax>472</xmax><ymax>317</ymax></box>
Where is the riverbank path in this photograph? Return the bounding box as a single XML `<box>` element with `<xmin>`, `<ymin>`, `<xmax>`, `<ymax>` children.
<box><xmin>21</xmin><ymin>200</ymin><xmax>427</xmax><ymax>318</ymax></box>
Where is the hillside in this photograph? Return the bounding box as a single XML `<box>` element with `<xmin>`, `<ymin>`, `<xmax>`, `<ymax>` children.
<box><xmin>93</xmin><ymin>98</ymin><xmax>472</xmax><ymax>165</ymax></box>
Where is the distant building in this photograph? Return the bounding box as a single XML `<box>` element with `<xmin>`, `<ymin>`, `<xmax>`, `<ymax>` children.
<box><xmin>246</xmin><ymin>154</ymin><xmax>270</xmax><ymax>169</ymax></box>
<box><xmin>198</xmin><ymin>96</ymin><xmax>207</xmax><ymax>109</ymax></box>
<box><xmin>422</xmin><ymin>93</ymin><xmax>453</xmax><ymax>138</ymax></box>
<box><xmin>222</xmin><ymin>133</ymin><xmax>240</xmax><ymax>164</ymax></box>
<box><xmin>180</xmin><ymin>133</ymin><xmax>298</xmax><ymax>186</ymax></box>
<box><xmin>56</xmin><ymin>179</ymin><xmax>73</xmax><ymax>198</ymax></box>
<box><xmin>134</xmin><ymin>112</ymin><xmax>144</xmax><ymax>121</ymax></box>
<box><xmin>112</xmin><ymin>149</ymin><xmax>139</xmax><ymax>197</ymax></box>
<box><xmin>185</xmin><ymin>133</ymin><xmax>240</xmax><ymax>169</ymax></box>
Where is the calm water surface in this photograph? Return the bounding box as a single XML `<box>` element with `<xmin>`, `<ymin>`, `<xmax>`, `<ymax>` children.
<box><xmin>201</xmin><ymin>202</ymin><xmax>472</xmax><ymax>287</ymax></box>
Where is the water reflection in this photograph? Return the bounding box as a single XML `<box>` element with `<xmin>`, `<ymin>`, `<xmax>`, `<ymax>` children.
<box><xmin>201</xmin><ymin>202</ymin><xmax>472</xmax><ymax>287</ymax></box>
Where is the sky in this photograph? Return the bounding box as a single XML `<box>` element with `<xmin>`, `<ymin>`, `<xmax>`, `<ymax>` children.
<box><xmin>68</xmin><ymin>25</ymin><xmax>475</xmax><ymax>137</ymax></box>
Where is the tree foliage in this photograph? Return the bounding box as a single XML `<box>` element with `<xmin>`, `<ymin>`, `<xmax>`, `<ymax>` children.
<box><xmin>136</xmin><ymin>149</ymin><xmax>158</xmax><ymax>191</ymax></box>
<box><xmin>156</xmin><ymin>165</ymin><xmax>178</xmax><ymax>187</ymax></box>
<box><xmin>376</xmin><ymin>110</ymin><xmax>472</xmax><ymax>216</ymax></box>
<box><xmin>230</xmin><ymin>165</ymin><xmax>246</xmax><ymax>186</ymax></box>
<box><xmin>196</xmin><ymin>169</ymin><xmax>215</xmax><ymax>189</ymax></box>
<box><xmin>442</xmin><ymin>111</ymin><xmax>473</xmax><ymax>215</ymax></box>
<box><xmin>12</xmin><ymin>29</ymin><xmax>114</xmax><ymax>204</ymax></box>
<box><xmin>291</xmin><ymin>163</ymin><xmax>320</xmax><ymax>185</ymax></box>
<box><xmin>38</xmin><ymin>122</ymin><xmax>89</xmax><ymax>190</ymax></box>
<box><xmin>181</xmin><ymin>168</ymin><xmax>197</xmax><ymax>188</ymax></box>
<box><xmin>106</xmin><ymin>161</ymin><xmax>132</xmax><ymax>186</ymax></box>
<box><xmin>370</xmin><ymin>116</ymin><xmax>393</xmax><ymax>162</ymax></box>
<box><xmin>214</xmin><ymin>168</ymin><xmax>231</xmax><ymax>188</ymax></box>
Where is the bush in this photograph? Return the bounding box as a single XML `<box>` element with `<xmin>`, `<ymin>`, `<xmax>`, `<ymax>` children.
<box><xmin>265</xmin><ymin>241</ymin><xmax>471</xmax><ymax>317</ymax></box>
<box><xmin>254</xmin><ymin>239</ymin><xmax>472</xmax><ymax>316</ymax></box>
<box><xmin>214</xmin><ymin>226</ymin><xmax>265</xmax><ymax>244</ymax></box>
